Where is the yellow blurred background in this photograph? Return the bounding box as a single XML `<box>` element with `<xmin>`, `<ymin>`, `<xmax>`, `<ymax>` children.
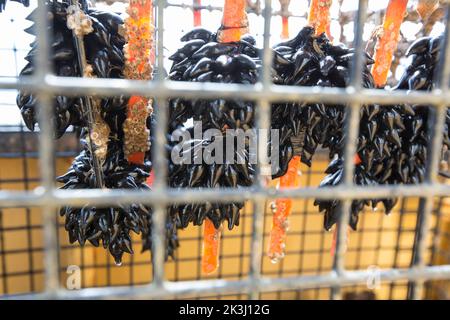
<box><xmin>0</xmin><ymin>154</ymin><xmax>448</xmax><ymax>299</ymax></box>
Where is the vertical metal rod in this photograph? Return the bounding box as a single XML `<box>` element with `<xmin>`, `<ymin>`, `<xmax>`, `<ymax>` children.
<box><xmin>425</xmin><ymin>189</ymin><xmax>445</xmax><ymax>298</ymax></box>
<box><xmin>389</xmin><ymin>198</ymin><xmax>407</xmax><ymax>299</ymax></box>
<box><xmin>156</xmin><ymin>0</ymin><xmax>166</xmax><ymax>84</ymax></box>
<box><xmin>409</xmin><ymin>109</ymin><xmax>448</xmax><ymax>295</ymax></box>
<box><xmin>1</xmin><ymin>0</ymin><xmax>449</xmax><ymax>301</ymax></box>
<box><xmin>409</xmin><ymin>3</ymin><xmax>450</xmax><ymax>299</ymax></box>
<box><xmin>249</xmin><ymin>100</ymin><xmax>270</xmax><ymax>299</ymax></box>
<box><xmin>331</xmin><ymin>0</ymin><xmax>367</xmax><ymax>300</ymax></box>
<box><xmin>0</xmin><ymin>209</ymin><xmax>8</xmax><ymax>293</ymax></box>
<box><xmin>249</xmin><ymin>0</ymin><xmax>272</xmax><ymax>299</ymax></box>
<box><xmin>437</xmin><ymin>3</ymin><xmax>450</xmax><ymax>91</ymax></box>
<box><xmin>261</xmin><ymin>0</ymin><xmax>273</xmax><ymax>89</ymax></box>
<box><xmin>19</xmin><ymin>124</ymin><xmax>36</xmax><ymax>292</ymax></box>
<box><xmin>249</xmin><ymin>199</ymin><xmax>265</xmax><ymax>299</ymax></box>
<box><xmin>69</xmin><ymin>0</ymin><xmax>104</xmax><ymax>188</ymax></box>
<box><xmin>35</xmin><ymin>0</ymin><xmax>59</xmax><ymax>295</ymax></box>
<box><xmin>151</xmin><ymin>0</ymin><xmax>168</xmax><ymax>287</ymax></box>
<box><xmin>151</xmin><ymin>203</ymin><xmax>166</xmax><ymax>286</ymax></box>
<box><xmin>349</xmin><ymin>0</ymin><xmax>368</xmax><ymax>91</ymax></box>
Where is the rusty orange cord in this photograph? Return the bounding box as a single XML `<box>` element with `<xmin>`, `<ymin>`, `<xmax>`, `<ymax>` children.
<box><xmin>371</xmin><ymin>0</ymin><xmax>408</xmax><ymax>87</ymax></box>
<box><xmin>201</xmin><ymin>0</ymin><xmax>248</xmax><ymax>275</ymax></box>
<box><xmin>193</xmin><ymin>0</ymin><xmax>202</xmax><ymax>26</ymax></box>
<box><xmin>268</xmin><ymin>155</ymin><xmax>302</xmax><ymax>263</ymax></box>
<box><xmin>123</xmin><ymin>0</ymin><xmax>154</xmax><ymax>165</ymax></box>
<box><xmin>354</xmin><ymin>153</ymin><xmax>362</xmax><ymax>165</ymax></box>
<box><xmin>307</xmin><ymin>0</ymin><xmax>333</xmax><ymax>37</ymax></box>
<box><xmin>281</xmin><ymin>16</ymin><xmax>289</xmax><ymax>39</ymax></box>
<box><xmin>217</xmin><ymin>0</ymin><xmax>248</xmax><ymax>43</ymax></box>
<box><xmin>202</xmin><ymin>219</ymin><xmax>222</xmax><ymax>274</ymax></box>
<box><xmin>279</xmin><ymin>0</ymin><xmax>290</xmax><ymax>39</ymax></box>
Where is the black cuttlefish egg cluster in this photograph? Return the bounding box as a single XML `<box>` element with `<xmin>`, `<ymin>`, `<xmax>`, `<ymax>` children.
<box><xmin>16</xmin><ymin>0</ymin><xmax>128</xmax><ymax>138</ymax></box>
<box><xmin>394</xmin><ymin>35</ymin><xmax>450</xmax><ymax>149</ymax></box>
<box><xmin>338</xmin><ymin>34</ymin><xmax>450</xmax><ymax>229</ymax></box>
<box><xmin>16</xmin><ymin>2</ymin><xmax>178</xmax><ymax>264</ymax></box>
<box><xmin>58</xmin><ymin>115</ymin><xmax>178</xmax><ymax>265</ymax></box>
<box><xmin>271</xmin><ymin>26</ymin><xmax>406</xmax><ymax>230</ymax></box>
<box><xmin>10</xmin><ymin>2</ymin><xmax>450</xmax><ymax>262</ymax></box>
<box><xmin>0</xmin><ymin>0</ymin><xmax>28</xmax><ymax>12</ymax></box>
<box><xmin>272</xmin><ymin>28</ymin><xmax>450</xmax><ymax>231</ymax></box>
<box><xmin>167</xmin><ymin>27</ymin><xmax>260</xmax><ymax>230</ymax></box>
<box><xmin>58</xmin><ymin>140</ymin><xmax>152</xmax><ymax>264</ymax></box>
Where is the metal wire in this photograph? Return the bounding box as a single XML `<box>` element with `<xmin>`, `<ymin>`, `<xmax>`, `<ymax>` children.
<box><xmin>35</xmin><ymin>0</ymin><xmax>59</xmax><ymax>296</ymax></box>
<box><xmin>68</xmin><ymin>0</ymin><xmax>105</xmax><ymax>189</ymax></box>
<box><xmin>0</xmin><ymin>0</ymin><xmax>449</xmax><ymax>300</ymax></box>
<box><xmin>331</xmin><ymin>0</ymin><xmax>368</xmax><ymax>300</ymax></box>
<box><xmin>407</xmin><ymin>2</ymin><xmax>450</xmax><ymax>299</ymax></box>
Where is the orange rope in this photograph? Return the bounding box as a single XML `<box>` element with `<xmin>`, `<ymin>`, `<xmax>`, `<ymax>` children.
<box><xmin>307</xmin><ymin>0</ymin><xmax>333</xmax><ymax>37</ymax></box>
<box><xmin>202</xmin><ymin>219</ymin><xmax>222</xmax><ymax>274</ymax></box>
<box><xmin>281</xmin><ymin>16</ymin><xmax>289</xmax><ymax>39</ymax></box>
<box><xmin>268</xmin><ymin>155</ymin><xmax>302</xmax><ymax>262</ymax></box>
<box><xmin>123</xmin><ymin>0</ymin><xmax>153</xmax><ymax>165</ymax></box>
<box><xmin>193</xmin><ymin>0</ymin><xmax>202</xmax><ymax>26</ymax></box>
<box><xmin>217</xmin><ymin>0</ymin><xmax>248</xmax><ymax>43</ymax></box>
<box><xmin>371</xmin><ymin>0</ymin><xmax>408</xmax><ymax>87</ymax></box>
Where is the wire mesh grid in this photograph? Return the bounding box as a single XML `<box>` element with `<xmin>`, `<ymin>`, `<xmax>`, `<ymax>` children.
<box><xmin>1</xmin><ymin>141</ymin><xmax>447</xmax><ymax>300</ymax></box>
<box><xmin>0</xmin><ymin>0</ymin><xmax>449</xmax><ymax>300</ymax></box>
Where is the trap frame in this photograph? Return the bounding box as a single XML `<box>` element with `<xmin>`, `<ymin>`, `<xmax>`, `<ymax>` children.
<box><xmin>0</xmin><ymin>0</ymin><xmax>449</xmax><ymax>300</ymax></box>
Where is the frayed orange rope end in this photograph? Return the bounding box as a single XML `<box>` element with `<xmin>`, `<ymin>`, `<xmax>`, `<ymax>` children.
<box><xmin>202</xmin><ymin>219</ymin><xmax>222</xmax><ymax>274</ymax></box>
<box><xmin>371</xmin><ymin>0</ymin><xmax>408</xmax><ymax>87</ymax></box>
<box><xmin>268</xmin><ymin>155</ymin><xmax>301</xmax><ymax>263</ymax></box>
<box><xmin>307</xmin><ymin>0</ymin><xmax>333</xmax><ymax>38</ymax></box>
<box><xmin>217</xmin><ymin>0</ymin><xmax>248</xmax><ymax>43</ymax></box>
<box><xmin>281</xmin><ymin>16</ymin><xmax>289</xmax><ymax>39</ymax></box>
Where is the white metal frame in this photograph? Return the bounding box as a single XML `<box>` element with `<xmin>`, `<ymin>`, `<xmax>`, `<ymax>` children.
<box><xmin>0</xmin><ymin>0</ymin><xmax>449</xmax><ymax>300</ymax></box>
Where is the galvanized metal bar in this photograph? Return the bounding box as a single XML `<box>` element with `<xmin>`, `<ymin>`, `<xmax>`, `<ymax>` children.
<box><xmin>34</xmin><ymin>0</ymin><xmax>59</xmax><ymax>295</ymax></box>
<box><xmin>248</xmin><ymin>0</ymin><xmax>273</xmax><ymax>300</ymax></box>
<box><xmin>331</xmin><ymin>0</ymin><xmax>368</xmax><ymax>300</ymax></box>
<box><xmin>5</xmin><ymin>75</ymin><xmax>450</xmax><ymax>106</ymax></box>
<box><xmin>248</xmin><ymin>101</ymin><xmax>271</xmax><ymax>298</ymax></box>
<box><xmin>349</xmin><ymin>0</ymin><xmax>368</xmax><ymax>91</ymax></box>
<box><xmin>1</xmin><ymin>0</ymin><xmax>450</xmax><ymax>301</ymax></box>
<box><xmin>437</xmin><ymin>3</ymin><xmax>450</xmax><ymax>91</ymax></box>
<box><xmin>1</xmin><ymin>183</ymin><xmax>450</xmax><ymax>208</ymax></box>
<box><xmin>408</xmin><ymin>105</ymin><xmax>446</xmax><ymax>299</ymax></box>
<box><xmin>4</xmin><ymin>264</ymin><xmax>450</xmax><ymax>300</ymax></box>
<box><xmin>261</xmin><ymin>0</ymin><xmax>273</xmax><ymax>89</ymax></box>
<box><xmin>151</xmin><ymin>203</ymin><xmax>166</xmax><ymax>286</ymax></box>
<box><xmin>410</xmin><ymin>4</ymin><xmax>450</xmax><ymax>299</ymax></box>
<box><xmin>150</xmin><ymin>0</ymin><xmax>168</xmax><ymax>287</ymax></box>
<box><xmin>95</xmin><ymin>0</ymin><xmax>337</xmax><ymax>19</ymax></box>
<box><xmin>249</xmin><ymin>199</ymin><xmax>265</xmax><ymax>300</ymax></box>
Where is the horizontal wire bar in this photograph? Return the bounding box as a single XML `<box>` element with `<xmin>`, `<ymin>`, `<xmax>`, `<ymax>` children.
<box><xmin>2</xmin><ymin>0</ymin><xmax>449</xmax><ymax>300</ymax></box>
<box><xmin>1</xmin><ymin>75</ymin><xmax>449</xmax><ymax>106</ymax></box>
<box><xmin>0</xmin><ymin>242</ymin><xmax>424</xmax><ymax>256</ymax></box>
<box><xmin>0</xmin><ymin>183</ymin><xmax>448</xmax><ymax>208</ymax></box>
<box><xmin>4</xmin><ymin>264</ymin><xmax>450</xmax><ymax>300</ymax></box>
